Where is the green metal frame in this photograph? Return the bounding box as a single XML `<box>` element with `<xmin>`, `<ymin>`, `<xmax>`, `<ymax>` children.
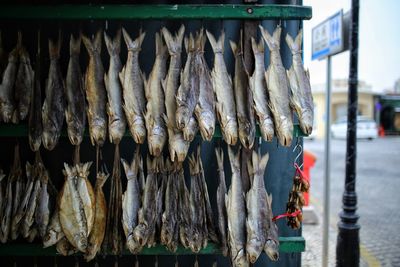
<box><xmin>0</xmin><ymin>4</ymin><xmax>311</xmax><ymax>20</ymax></box>
<box><xmin>0</xmin><ymin>237</ymin><xmax>305</xmax><ymax>256</ymax></box>
<box><xmin>0</xmin><ymin>124</ymin><xmax>308</xmax><ymax>138</ymax></box>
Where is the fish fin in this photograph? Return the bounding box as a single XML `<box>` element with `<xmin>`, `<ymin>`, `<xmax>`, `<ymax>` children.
<box><xmin>104</xmin><ymin>30</ymin><xmax>121</xmax><ymax>55</ymax></box>
<box><xmin>162</xmin><ymin>25</ymin><xmax>185</xmax><ymax>55</ymax></box>
<box><xmin>119</xmin><ymin>67</ymin><xmax>125</xmax><ymax>85</ymax></box>
<box><xmin>251</xmin><ymin>37</ymin><xmax>264</xmax><ymax>54</ymax></box>
<box><xmin>155</xmin><ymin>32</ymin><xmax>167</xmax><ymax>57</ymax></box>
<box><xmin>206</xmin><ymin>30</ymin><xmax>224</xmax><ymax>54</ymax></box>
<box><xmin>81</xmin><ymin>33</ymin><xmax>93</xmax><ymax>53</ymax></box>
<box><xmin>138</xmin><ymin>29</ymin><xmax>146</xmax><ymax>47</ymax></box>
<box><xmin>93</xmin><ymin>29</ymin><xmax>102</xmax><ymax>53</ymax></box>
<box><xmin>229</xmin><ymin>40</ymin><xmax>237</xmax><ymax>56</ymax></box>
<box><xmin>69</xmin><ymin>33</ymin><xmax>81</xmax><ymax>56</ymax></box>
<box><xmin>259</xmin><ymin>152</ymin><xmax>269</xmax><ymax>175</ymax></box>
<box><xmin>227</xmin><ymin>146</ymin><xmax>240</xmax><ymax>173</ymax></box>
<box><xmin>259</xmin><ymin>25</ymin><xmax>280</xmax><ymax>51</ymax></box>
<box><xmin>295</xmin><ymin>29</ymin><xmax>303</xmax><ymax>49</ymax></box>
<box><xmin>121</xmin><ymin>27</ymin><xmax>133</xmax><ymax>48</ymax></box>
<box><xmin>285</xmin><ymin>32</ymin><xmax>295</xmax><ymax>52</ymax></box>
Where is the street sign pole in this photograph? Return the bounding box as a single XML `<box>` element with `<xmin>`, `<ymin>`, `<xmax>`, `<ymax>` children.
<box><xmin>323</xmin><ymin>55</ymin><xmax>332</xmax><ymax>267</ymax></box>
<box><xmin>336</xmin><ymin>0</ymin><xmax>360</xmax><ymax>266</ymax></box>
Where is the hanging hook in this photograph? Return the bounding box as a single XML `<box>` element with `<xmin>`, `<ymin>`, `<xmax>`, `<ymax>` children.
<box><xmin>293</xmin><ymin>138</ymin><xmax>303</xmax><ymax>169</ymax></box>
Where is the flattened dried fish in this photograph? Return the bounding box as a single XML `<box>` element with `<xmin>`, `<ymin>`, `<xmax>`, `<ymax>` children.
<box><xmin>76</xmin><ymin>162</ymin><xmax>95</xmax><ymax>235</ymax></box>
<box><xmin>0</xmin><ymin>37</ymin><xmax>18</xmax><ymax>123</ymax></box>
<box><xmin>42</xmin><ymin>32</ymin><xmax>65</xmax><ymax>150</ymax></box>
<box><xmin>29</xmin><ymin>31</ymin><xmax>43</xmax><ymax>152</ymax></box>
<box><xmin>82</xmin><ymin>30</ymin><xmax>107</xmax><ymax>147</ymax></box>
<box><xmin>195</xmin><ymin>30</ymin><xmax>216</xmax><ymax>141</ymax></box>
<box><xmin>230</xmin><ymin>35</ymin><xmax>255</xmax><ymax>149</ymax></box>
<box><xmin>245</xmin><ymin>152</ymin><xmax>269</xmax><ymax>263</ymax></box>
<box><xmin>66</xmin><ymin>34</ymin><xmax>86</xmax><ymax>146</ymax></box>
<box><xmin>85</xmin><ymin>171</ymin><xmax>108</xmax><ymax>261</ymax></box>
<box><xmin>176</xmin><ymin>33</ymin><xmax>199</xmax><ymax>130</ymax></box>
<box><xmin>104</xmin><ymin>30</ymin><xmax>126</xmax><ymax>144</ymax></box>
<box><xmin>259</xmin><ymin>25</ymin><xmax>293</xmax><ymax>147</ymax></box>
<box><xmin>215</xmin><ymin>147</ymin><xmax>228</xmax><ymax>257</ymax></box>
<box><xmin>162</xmin><ymin>25</ymin><xmax>189</xmax><ymax>162</ymax></box>
<box><xmin>286</xmin><ymin>30</ymin><xmax>314</xmax><ymax>135</ymax></box>
<box><xmin>121</xmin><ymin>149</ymin><xmax>141</xmax><ymax>253</ymax></box>
<box><xmin>14</xmin><ymin>31</ymin><xmax>34</xmax><ymax>122</ymax></box>
<box><xmin>249</xmin><ymin>38</ymin><xmax>274</xmax><ymax>141</ymax></box>
<box><xmin>206</xmin><ymin>30</ymin><xmax>238</xmax><ymax>145</ymax></box>
<box><xmin>59</xmin><ymin>163</ymin><xmax>88</xmax><ymax>252</ymax></box>
<box><xmin>120</xmin><ymin>28</ymin><xmax>146</xmax><ymax>144</ymax></box>
<box><xmin>226</xmin><ymin>147</ymin><xmax>248</xmax><ymax>267</ymax></box>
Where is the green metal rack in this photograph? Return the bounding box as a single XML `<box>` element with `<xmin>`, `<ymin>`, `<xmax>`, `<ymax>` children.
<box><xmin>0</xmin><ymin>3</ymin><xmax>311</xmax><ymax>257</ymax></box>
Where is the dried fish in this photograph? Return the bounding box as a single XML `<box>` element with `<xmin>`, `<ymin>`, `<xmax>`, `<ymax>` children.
<box><xmin>43</xmin><ymin>204</ymin><xmax>64</xmax><ymax>248</ymax></box>
<box><xmin>59</xmin><ymin>163</ymin><xmax>88</xmax><ymax>252</ymax></box>
<box><xmin>195</xmin><ymin>29</ymin><xmax>216</xmax><ymax>141</ymax></box>
<box><xmin>249</xmin><ymin>37</ymin><xmax>274</xmax><ymax>141</ymax></box>
<box><xmin>230</xmin><ymin>35</ymin><xmax>255</xmax><ymax>149</ymax></box>
<box><xmin>226</xmin><ymin>147</ymin><xmax>248</xmax><ymax>267</ymax></box>
<box><xmin>104</xmin><ymin>29</ymin><xmax>126</xmax><ymax>144</ymax></box>
<box><xmin>177</xmin><ymin>162</ymin><xmax>190</xmax><ymax>249</ymax></box>
<box><xmin>259</xmin><ymin>25</ymin><xmax>293</xmax><ymax>147</ymax></box>
<box><xmin>162</xmin><ymin>25</ymin><xmax>189</xmax><ymax>162</ymax></box>
<box><xmin>10</xmin><ymin>145</ymin><xmax>24</xmax><ymax>240</ymax></box>
<box><xmin>76</xmin><ymin>162</ymin><xmax>95</xmax><ymax>236</ymax></box>
<box><xmin>215</xmin><ymin>147</ymin><xmax>228</xmax><ymax>257</ymax></box>
<box><xmin>0</xmin><ymin>169</ymin><xmax>12</xmax><ymax>243</ymax></box>
<box><xmin>155</xmin><ymin>160</ymin><xmax>167</xmax><ymax>246</ymax></box>
<box><xmin>14</xmin><ymin>31</ymin><xmax>34</xmax><ymax>122</ymax></box>
<box><xmin>206</xmin><ymin>30</ymin><xmax>238</xmax><ymax>145</ymax></box>
<box><xmin>264</xmin><ymin>194</ymin><xmax>279</xmax><ymax>261</ymax></box>
<box><xmin>42</xmin><ymin>31</ymin><xmax>65</xmax><ymax>150</ymax></box>
<box><xmin>65</xmin><ymin>34</ymin><xmax>86</xmax><ymax>146</ymax></box>
<box><xmin>144</xmin><ymin>32</ymin><xmax>168</xmax><ymax>157</ymax></box>
<box><xmin>0</xmin><ymin>30</ymin><xmax>6</xmax><ymax>76</ymax></box>
<box><xmin>176</xmin><ymin>33</ymin><xmax>199</xmax><ymax>131</ymax></box>
<box><xmin>0</xmin><ymin>36</ymin><xmax>18</xmax><ymax>123</ymax></box>
<box><xmin>0</xmin><ymin>169</ymin><xmax>5</xmax><ymax>241</ymax></box>
<box><xmin>121</xmin><ymin>149</ymin><xmax>141</xmax><ymax>254</ymax></box>
<box><xmin>245</xmin><ymin>152</ymin><xmax>269</xmax><ymax>263</ymax></box>
<box><xmin>56</xmin><ymin>236</ymin><xmax>77</xmax><ymax>256</ymax></box>
<box><xmin>120</xmin><ymin>28</ymin><xmax>146</xmax><ymax>144</ymax></box>
<box><xmin>182</xmin><ymin>116</ymin><xmax>198</xmax><ymax>142</ymax></box>
<box><xmin>286</xmin><ymin>30</ymin><xmax>314</xmax><ymax>135</ymax></box>
<box><xmin>82</xmin><ymin>29</ymin><xmax>107</xmax><ymax>147</ymax></box>
<box><xmin>85</xmin><ymin>171</ymin><xmax>108</xmax><ymax>261</ymax></box>
<box><xmin>35</xmin><ymin>164</ymin><xmax>52</xmax><ymax>239</ymax></box>
<box><xmin>28</xmin><ymin>31</ymin><xmax>43</xmax><ymax>152</ymax></box>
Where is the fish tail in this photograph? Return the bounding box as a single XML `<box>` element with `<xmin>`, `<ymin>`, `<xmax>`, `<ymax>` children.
<box><xmin>96</xmin><ymin>171</ymin><xmax>109</xmax><ymax>188</ymax></box>
<box><xmin>227</xmin><ymin>146</ymin><xmax>240</xmax><ymax>173</ymax></box>
<box><xmin>259</xmin><ymin>25</ymin><xmax>281</xmax><ymax>51</ymax></box>
<box><xmin>48</xmin><ymin>31</ymin><xmax>62</xmax><ymax>59</ymax></box>
<box><xmin>251</xmin><ymin>37</ymin><xmax>264</xmax><ymax>54</ymax></box>
<box><xmin>155</xmin><ymin>32</ymin><xmax>167</xmax><ymax>57</ymax></box>
<box><xmin>162</xmin><ymin>24</ymin><xmax>185</xmax><ymax>55</ymax></box>
<box><xmin>206</xmin><ymin>30</ymin><xmax>224</xmax><ymax>53</ymax></box>
<box><xmin>104</xmin><ymin>28</ymin><xmax>121</xmax><ymax>55</ymax></box>
<box><xmin>195</xmin><ymin>28</ymin><xmax>205</xmax><ymax>51</ymax></box>
<box><xmin>214</xmin><ymin>147</ymin><xmax>224</xmax><ymax>170</ymax></box>
<box><xmin>16</xmin><ymin>31</ymin><xmax>22</xmax><ymax>50</ymax></box>
<box><xmin>69</xmin><ymin>33</ymin><xmax>81</xmax><ymax>56</ymax></box>
<box><xmin>93</xmin><ymin>29</ymin><xmax>102</xmax><ymax>52</ymax></box>
<box><xmin>252</xmin><ymin>151</ymin><xmax>269</xmax><ymax>176</ymax></box>
<box><xmin>285</xmin><ymin>29</ymin><xmax>303</xmax><ymax>54</ymax></box>
<box><xmin>122</xmin><ymin>27</ymin><xmax>146</xmax><ymax>51</ymax></box>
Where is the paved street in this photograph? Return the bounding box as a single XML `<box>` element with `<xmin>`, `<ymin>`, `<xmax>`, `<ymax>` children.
<box><xmin>302</xmin><ymin>137</ymin><xmax>400</xmax><ymax>267</ymax></box>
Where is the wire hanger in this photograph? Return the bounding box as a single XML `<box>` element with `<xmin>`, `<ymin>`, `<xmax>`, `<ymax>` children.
<box><xmin>293</xmin><ymin>137</ymin><xmax>303</xmax><ymax>169</ymax></box>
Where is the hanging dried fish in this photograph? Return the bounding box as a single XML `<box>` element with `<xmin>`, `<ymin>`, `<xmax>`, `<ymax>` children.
<box><xmin>264</xmin><ymin>194</ymin><xmax>279</xmax><ymax>261</ymax></box>
<box><xmin>259</xmin><ymin>25</ymin><xmax>293</xmax><ymax>147</ymax></box>
<box><xmin>43</xmin><ymin>203</ymin><xmax>64</xmax><ymax>248</ymax></box>
<box><xmin>56</xmin><ymin>236</ymin><xmax>77</xmax><ymax>256</ymax></box>
<box><xmin>286</xmin><ymin>30</ymin><xmax>314</xmax><ymax>135</ymax></box>
<box><xmin>0</xmin><ymin>34</ymin><xmax>18</xmax><ymax>123</ymax></box>
<box><xmin>162</xmin><ymin>25</ymin><xmax>189</xmax><ymax>162</ymax></box>
<box><xmin>29</xmin><ymin>31</ymin><xmax>43</xmax><ymax>152</ymax></box>
<box><xmin>226</xmin><ymin>147</ymin><xmax>248</xmax><ymax>267</ymax></box>
<box><xmin>35</xmin><ymin>163</ymin><xmax>53</xmax><ymax>239</ymax></box>
<box><xmin>14</xmin><ymin>31</ymin><xmax>34</xmax><ymax>122</ymax></box>
<box><xmin>121</xmin><ymin>149</ymin><xmax>141</xmax><ymax>254</ymax></box>
<box><xmin>215</xmin><ymin>147</ymin><xmax>228</xmax><ymax>257</ymax></box>
<box><xmin>176</xmin><ymin>33</ymin><xmax>199</xmax><ymax>131</ymax></box>
<box><xmin>85</xmin><ymin>171</ymin><xmax>108</xmax><ymax>261</ymax></box>
<box><xmin>42</xmin><ymin>31</ymin><xmax>65</xmax><ymax>150</ymax></box>
<box><xmin>206</xmin><ymin>30</ymin><xmax>238</xmax><ymax>145</ymax></box>
<box><xmin>0</xmin><ymin>30</ymin><xmax>6</xmax><ymax>76</ymax></box>
<box><xmin>0</xmin><ymin>168</ymin><xmax>12</xmax><ymax>243</ymax></box>
<box><xmin>195</xmin><ymin>29</ymin><xmax>216</xmax><ymax>141</ymax></box>
<box><xmin>59</xmin><ymin>164</ymin><xmax>88</xmax><ymax>252</ymax></box>
<box><xmin>177</xmin><ymin>163</ymin><xmax>190</xmax><ymax>249</ymax></box>
<box><xmin>120</xmin><ymin>28</ymin><xmax>146</xmax><ymax>144</ymax></box>
<box><xmin>144</xmin><ymin>32</ymin><xmax>168</xmax><ymax>157</ymax></box>
<box><xmin>230</xmin><ymin>33</ymin><xmax>256</xmax><ymax>149</ymax></box>
<box><xmin>10</xmin><ymin>144</ymin><xmax>24</xmax><ymax>240</ymax></box>
<box><xmin>245</xmin><ymin>152</ymin><xmax>269</xmax><ymax>263</ymax></box>
<box><xmin>82</xmin><ymin>29</ymin><xmax>107</xmax><ymax>147</ymax></box>
<box><xmin>66</xmin><ymin>34</ymin><xmax>86</xmax><ymax>146</ymax></box>
<box><xmin>155</xmin><ymin>159</ymin><xmax>167</xmax><ymax>246</ymax></box>
<box><xmin>104</xmin><ymin>29</ymin><xmax>126</xmax><ymax>144</ymax></box>
<box><xmin>0</xmin><ymin>169</ymin><xmax>5</xmax><ymax>241</ymax></box>
<box><xmin>249</xmin><ymin>37</ymin><xmax>274</xmax><ymax>142</ymax></box>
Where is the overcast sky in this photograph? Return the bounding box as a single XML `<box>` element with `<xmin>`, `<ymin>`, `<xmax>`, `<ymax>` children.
<box><xmin>302</xmin><ymin>0</ymin><xmax>400</xmax><ymax>92</ymax></box>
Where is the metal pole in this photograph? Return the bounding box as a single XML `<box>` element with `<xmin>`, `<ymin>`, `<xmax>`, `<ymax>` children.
<box><xmin>336</xmin><ymin>0</ymin><xmax>360</xmax><ymax>266</ymax></box>
<box><xmin>322</xmin><ymin>55</ymin><xmax>332</xmax><ymax>267</ymax></box>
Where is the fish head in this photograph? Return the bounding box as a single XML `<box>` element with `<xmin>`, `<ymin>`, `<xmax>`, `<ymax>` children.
<box><xmin>234</xmin><ymin>249</ymin><xmax>250</xmax><ymax>267</ymax></box>
<box><xmin>276</xmin><ymin>116</ymin><xmax>293</xmax><ymax>147</ymax></box>
<box><xmin>148</xmin><ymin>127</ymin><xmax>166</xmax><ymax>157</ymax></box>
<box><xmin>42</xmin><ymin>231</ymin><xmax>57</xmax><ymax>248</ymax></box>
<box><xmin>133</xmin><ymin>224</ymin><xmax>148</xmax><ymax>247</ymax></box>
<box><xmin>131</xmin><ymin>121</ymin><xmax>146</xmax><ymax>144</ymax></box>
<box><xmin>42</xmin><ymin>127</ymin><xmax>59</xmax><ymax>151</ymax></box>
<box><xmin>260</xmin><ymin>119</ymin><xmax>274</xmax><ymax>142</ymax></box>
<box><xmin>223</xmin><ymin>118</ymin><xmax>238</xmax><ymax>145</ymax></box>
<box><xmin>169</xmin><ymin>139</ymin><xmax>189</xmax><ymax>163</ymax></box>
<box><xmin>67</xmin><ymin>124</ymin><xmax>83</xmax><ymax>146</ymax></box>
<box><xmin>75</xmin><ymin>233</ymin><xmax>88</xmax><ymax>252</ymax></box>
<box><xmin>264</xmin><ymin>239</ymin><xmax>279</xmax><ymax>261</ymax></box>
<box><xmin>299</xmin><ymin>110</ymin><xmax>313</xmax><ymax>135</ymax></box>
<box><xmin>90</xmin><ymin>121</ymin><xmax>106</xmax><ymax>147</ymax></box>
<box><xmin>109</xmin><ymin>120</ymin><xmax>125</xmax><ymax>144</ymax></box>
<box><xmin>176</xmin><ymin>107</ymin><xmax>190</xmax><ymax>130</ymax></box>
<box><xmin>189</xmin><ymin>231</ymin><xmax>202</xmax><ymax>253</ymax></box>
<box><xmin>198</xmin><ymin>112</ymin><xmax>215</xmax><ymax>141</ymax></box>
<box><xmin>1</xmin><ymin>104</ymin><xmax>14</xmax><ymax>123</ymax></box>
<box><xmin>246</xmin><ymin>240</ymin><xmax>264</xmax><ymax>264</ymax></box>
<box><xmin>29</xmin><ymin>136</ymin><xmax>41</xmax><ymax>152</ymax></box>
<box><xmin>127</xmin><ymin>235</ymin><xmax>142</xmax><ymax>253</ymax></box>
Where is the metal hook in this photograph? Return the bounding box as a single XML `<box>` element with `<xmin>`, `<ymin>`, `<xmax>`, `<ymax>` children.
<box><xmin>293</xmin><ymin>138</ymin><xmax>303</xmax><ymax>169</ymax></box>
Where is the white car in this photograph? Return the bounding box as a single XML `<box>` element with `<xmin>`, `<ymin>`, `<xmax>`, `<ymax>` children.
<box><xmin>331</xmin><ymin>116</ymin><xmax>378</xmax><ymax>140</ymax></box>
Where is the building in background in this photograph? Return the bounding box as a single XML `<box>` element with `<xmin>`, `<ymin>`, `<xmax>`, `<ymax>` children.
<box><xmin>311</xmin><ymin>79</ymin><xmax>376</xmax><ymax>139</ymax></box>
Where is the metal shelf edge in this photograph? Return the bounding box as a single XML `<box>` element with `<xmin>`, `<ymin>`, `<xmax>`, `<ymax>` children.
<box><xmin>0</xmin><ymin>237</ymin><xmax>305</xmax><ymax>256</ymax></box>
<box><xmin>0</xmin><ymin>4</ymin><xmax>312</xmax><ymax>20</ymax></box>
